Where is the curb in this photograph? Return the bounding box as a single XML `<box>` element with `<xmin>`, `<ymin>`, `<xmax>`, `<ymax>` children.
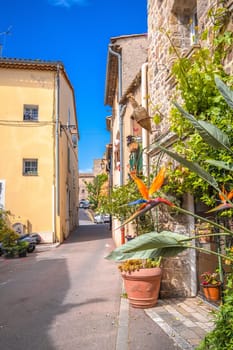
<box><xmin>36</xmin><ymin>242</ymin><xmax>60</xmax><ymax>252</ymax></box>
<box><xmin>116</xmin><ymin>296</ymin><xmax>129</xmax><ymax>350</ymax></box>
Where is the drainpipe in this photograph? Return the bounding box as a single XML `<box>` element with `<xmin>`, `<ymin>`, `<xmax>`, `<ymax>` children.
<box><xmin>108</xmin><ymin>45</ymin><xmax>123</xmax><ymax>187</ymax></box>
<box><xmin>54</xmin><ymin>64</ymin><xmax>60</xmax><ymax>242</ymax></box>
<box><xmin>186</xmin><ymin>193</ymin><xmax>197</xmax><ymax>296</ymax></box>
<box><xmin>108</xmin><ymin>45</ymin><xmax>125</xmax><ymax>244</ymax></box>
<box><xmin>141</xmin><ymin>62</ymin><xmax>149</xmax><ymax>177</ymax></box>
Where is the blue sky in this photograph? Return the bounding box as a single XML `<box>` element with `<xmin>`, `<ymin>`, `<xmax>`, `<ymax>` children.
<box><xmin>0</xmin><ymin>0</ymin><xmax>147</xmax><ymax>172</ymax></box>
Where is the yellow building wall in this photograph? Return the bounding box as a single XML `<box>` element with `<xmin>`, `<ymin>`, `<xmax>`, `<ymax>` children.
<box><xmin>57</xmin><ymin>74</ymin><xmax>79</xmax><ymax>241</ymax></box>
<box><xmin>0</xmin><ymin>66</ymin><xmax>79</xmax><ymax>243</ymax></box>
<box><xmin>0</xmin><ymin>68</ymin><xmax>55</xmax><ymax>242</ymax></box>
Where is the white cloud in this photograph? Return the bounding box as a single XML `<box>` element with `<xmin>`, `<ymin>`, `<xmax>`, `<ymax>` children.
<box><xmin>48</xmin><ymin>0</ymin><xmax>89</xmax><ymax>8</ymax></box>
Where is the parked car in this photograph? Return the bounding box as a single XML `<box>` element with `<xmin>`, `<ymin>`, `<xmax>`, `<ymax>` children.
<box><xmin>79</xmin><ymin>200</ymin><xmax>86</xmax><ymax>208</ymax></box>
<box><xmin>103</xmin><ymin>214</ymin><xmax>110</xmax><ymax>223</ymax></box>
<box><xmin>83</xmin><ymin>201</ymin><xmax>90</xmax><ymax>209</ymax></box>
<box><xmin>0</xmin><ymin>233</ymin><xmax>36</xmax><ymax>256</ymax></box>
<box><xmin>79</xmin><ymin>200</ymin><xmax>90</xmax><ymax>209</ymax></box>
<box><xmin>30</xmin><ymin>233</ymin><xmax>42</xmax><ymax>244</ymax></box>
<box><xmin>94</xmin><ymin>214</ymin><xmax>104</xmax><ymax>224</ymax></box>
<box><xmin>17</xmin><ymin>234</ymin><xmax>36</xmax><ymax>253</ymax></box>
<box><xmin>94</xmin><ymin>213</ymin><xmax>110</xmax><ymax>224</ymax></box>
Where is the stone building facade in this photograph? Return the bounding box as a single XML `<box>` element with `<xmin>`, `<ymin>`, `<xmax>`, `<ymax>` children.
<box><xmin>147</xmin><ymin>0</ymin><xmax>233</xmax><ymax>297</ymax></box>
<box><xmin>79</xmin><ymin>173</ymin><xmax>95</xmax><ymax>202</ymax></box>
<box><xmin>104</xmin><ymin>34</ymin><xmax>148</xmax><ymax>246</ymax></box>
<box><xmin>78</xmin><ymin>159</ymin><xmax>107</xmax><ymax>204</ymax></box>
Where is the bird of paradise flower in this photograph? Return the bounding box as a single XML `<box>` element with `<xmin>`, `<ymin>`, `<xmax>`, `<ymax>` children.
<box><xmin>207</xmin><ymin>186</ymin><xmax>233</xmax><ymax>213</ymax></box>
<box><xmin>117</xmin><ymin>167</ymin><xmax>174</xmax><ymax>228</ymax></box>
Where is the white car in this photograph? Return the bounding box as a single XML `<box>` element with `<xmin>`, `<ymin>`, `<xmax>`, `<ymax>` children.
<box><xmin>94</xmin><ymin>213</ymin><xmax>110</xmax><ymax>224</ymax></box>
<box><xmin>94</xmin><ymin>214</ymin><xmax>104</xmax><ymax>224</ymax></box>
<box><xmin>103</xmin><ymin>214</ymin><xmax>110</xmax><ymax>223</ymax></box>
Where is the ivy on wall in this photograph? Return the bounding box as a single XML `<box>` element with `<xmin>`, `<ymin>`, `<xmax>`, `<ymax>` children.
<box><xmin>162</xmin><ymin>5</ymin><xmax>233</xmax><ymax>208</ymax></box>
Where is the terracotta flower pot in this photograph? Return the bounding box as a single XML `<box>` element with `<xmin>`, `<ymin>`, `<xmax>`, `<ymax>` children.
<box><xmin>202</xmin><ymin>283</ymin><xmax>221</xmax><ymax>301</ymax></box>
<box><xmin>121</xmin><ymin>267</ymin><xmax>162</xmax><ymax>308</ymax></box>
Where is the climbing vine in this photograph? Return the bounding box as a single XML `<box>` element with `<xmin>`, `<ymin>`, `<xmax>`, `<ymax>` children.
<box><xmin>162</xmin><ymin>4</ymin><xmax>233</xmax><ymax>208</ymax></box>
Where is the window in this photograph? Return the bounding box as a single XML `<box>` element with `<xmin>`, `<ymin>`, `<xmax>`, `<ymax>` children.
<box><xmin>23</xmin><ymin>105</ymin><xmax>39</xmax><ymax>121</ymax></box>
<box><xmin>190</xmin><ymin>10</ymin><xmax>198</xmax><ymax>45</ymax></box>
<box><xmin>23</xmin><ymin>159</ymin><xmax>38</xmax><ymax>175</ymax></box>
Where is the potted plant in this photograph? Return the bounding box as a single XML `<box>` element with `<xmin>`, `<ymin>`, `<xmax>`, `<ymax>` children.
<box><xmin>200</xmin><ymin>271</ymin><xmax>221</xmax><ymax>301</ymax></box>
<box><xmin>104</xmin><ymin>167</ymin><xmax>174</xmax><ymax>308</ymax></box>
<box><xmin>126</xmin><ymin>135</ymin><xmax>139</xmax><ymax>152</ymax></box>
<box><xmin>118</xmin><ymin>258</ymin><xmax>162</xmax><ymax>308</ymax></box>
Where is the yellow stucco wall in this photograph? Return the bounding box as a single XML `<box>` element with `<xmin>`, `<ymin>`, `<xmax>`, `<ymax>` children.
<box><xmin>0</xmin><ymin>65</ymin><xmax>79</xmax><ymax>243</ymax></box>
<box><xmin>0</xmin><ymin>69</ymin><xmax>54</xmax><ymax>239</ymax></box>
<box><xmin>58</xmin><ymin>74</ymin><xmax>79</xmax><ymax>241</ymax></box>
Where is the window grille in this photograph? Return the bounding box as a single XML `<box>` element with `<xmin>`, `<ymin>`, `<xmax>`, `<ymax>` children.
<box><xmin>23</xmin><ymin>105</ymin><xmax>39</xmax><ymax>121</ymax></box>
<box><xmin>23</xmin><ymin>159</ymin><xmax>38</xmax><ymax>175</ymax></box>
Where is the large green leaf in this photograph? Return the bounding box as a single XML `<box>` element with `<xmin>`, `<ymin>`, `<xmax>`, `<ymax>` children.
<box><xmin>206</xmin><ymin>159</ymin><xmax>233</xmax><ymax>172</ymax></box>
<box><xmin>215</xmin><ymin>75</ymin><xmax>233</xmax><ymax>110</ymax></box>
<box><xmin>158</xmin><ymin>146</ymin><xmax>220</xmax><ymax>192</ymax></box>
<box><xmin>105</xmin><ymin>248</ymin><xmax>163</xmax><ymax>262</ymax></box>
<box><xmin>123</xmin><ymin>231</ymin><xmax>187</xmax><ymax>252</ymax></box>
<box><xmin>173</xmin><ymin>101</ymin><xmax>231</xmax><ymax>151</ymax></box>
<box><xmin>148</xmin><ymin>246</ymin><xmax>187</xmax><ymax>257</ymax></box>
<box><xmin>105</xmin><ymin>231</ymin><xmax>189</xmax><ymax>261</ymax></box>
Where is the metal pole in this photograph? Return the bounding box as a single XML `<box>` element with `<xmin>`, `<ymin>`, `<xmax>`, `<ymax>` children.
<box><xmin>108</xmin><ymin>45</ymin><xmax>123</xmax><ymax>186</ymax></box>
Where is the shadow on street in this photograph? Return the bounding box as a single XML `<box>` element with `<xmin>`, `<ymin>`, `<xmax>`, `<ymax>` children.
<box><xmin>0</xmin><ymin>223</ymin><xmax>121</xmax><ymax>350</ymax></box>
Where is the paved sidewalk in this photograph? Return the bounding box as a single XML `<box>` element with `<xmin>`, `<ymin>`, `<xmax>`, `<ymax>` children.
<box><xmin>146</xmin><ymin>297</ymin><xmax>216</xmax><ymax>349</ymax></box>
<box><xmin>123</xmin><ymin>297</ymin><xmax>217</xmax><ymax>350</ymax></box>
<box><xmin>117</xmin><ymin>295</ymin><xmax>217</xmax><ymax>349</ymax></box>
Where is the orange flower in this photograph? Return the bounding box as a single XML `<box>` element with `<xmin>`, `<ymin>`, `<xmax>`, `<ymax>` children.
<box><xmin>207</xmin><ymin>186</ymin><xmax>233</xmax><ymax>213</ymax></box>
<box><xmin>130</xmin><ymin>166</ymin><xmax>166</xmax><ymax>201</ymax></box>
<box><xmin>118</xmin><ymin>167</ymin><xmax>173</xmax><ymax>229</ymax></box>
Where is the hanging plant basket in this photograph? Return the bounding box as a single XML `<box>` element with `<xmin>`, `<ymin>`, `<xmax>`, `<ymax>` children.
<box><xmin>129</xmin><ymin>142</ymin><xmax>139</xmax><ymax>152</ymax></box>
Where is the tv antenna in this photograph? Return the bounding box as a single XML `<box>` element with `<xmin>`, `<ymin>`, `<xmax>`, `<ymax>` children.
<box><xmin>0</xmin><ymin>26</ymin><xmax>12</xmax><ymax>57</ymax></box>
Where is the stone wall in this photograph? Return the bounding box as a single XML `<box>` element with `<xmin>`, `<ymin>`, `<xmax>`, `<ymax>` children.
<box><xmin>147</xmin><ymin>0</ymin><xmax>232</xmax><ymax>297</ymax></box>
<box><xmin>79</xmin><ymin>173</ymin><xmax>94</xmax><ymax>202</ymax></box>
<box><xmin>148</xmin><ymin>0</ymin><xmax>232</xmax><ymax>138</ymax></box>
<box><xmin>118</xmin><ymin>35</ymin><xmax>148</xmax><ymax>97</ymax></box>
